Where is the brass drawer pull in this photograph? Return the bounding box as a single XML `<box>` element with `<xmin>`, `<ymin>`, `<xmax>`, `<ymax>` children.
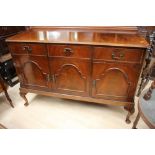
<box><xmin>22</xmin><ymin>45</ymin><xmax>32</xmax><ymax>53</ymax></box>
<box><xmin>112</xmin><ymin>52</ymin><xmax>124</xmax><ymax>60</ymax></box>
<box><xmin>64</xmin><ymin>48</ymin><xmax>73</xmax><ymax>56</ymax></box>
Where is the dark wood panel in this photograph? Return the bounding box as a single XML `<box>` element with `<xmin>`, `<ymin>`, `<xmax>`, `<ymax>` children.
<box><xmin>0</xmin><ymin>26</ymin><xmax>25</xmax><ymax>36</ymax></box>
<box><xmin>0</xmin><ymin>38</ymin><xmax>9</xmax><ymax>54</ymax></box>
<box><xmin>49</xmin><ymin>58</ymin><xmax>91</xmax><ymax>96</ymax></box>
<box><xmin>12</xmin><ymin>55</ymin><xmax>50</xmax><ymax>88</ymax></box>
<box><xmin>92</xmin><ymin>62</ymin><xmax>142</xmax><ymax>102</ymax></box>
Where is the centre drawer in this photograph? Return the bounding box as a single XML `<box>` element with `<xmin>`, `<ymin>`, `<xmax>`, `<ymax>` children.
<box><xmin>8</xmin><ymin>43</ymin><xmax>47</xmax><ymax>55</ymax></box>
<box><xmin>48</xmin><ymin>44</ymin><xmax>91</xmax><ymax>59</ymax></box>
<box><xmin>93</xmin><ymin>47</ymin><xmax>145</xmax><ymax>63</ymax></box>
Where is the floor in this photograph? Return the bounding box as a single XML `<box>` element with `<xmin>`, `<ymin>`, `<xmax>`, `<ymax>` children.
<box><xmin>0</xmin><ymin>83</ymin><xmax>150</xmax><ymax>129</ymax></box>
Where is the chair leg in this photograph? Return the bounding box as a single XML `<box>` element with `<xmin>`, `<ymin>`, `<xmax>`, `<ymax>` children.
<box><xmin>0</xmin><ymin>76</ymin><xmax>14</xmax><ymax>108</ymax></box>
<box><xmin>132</xmin><ymin>112</ymin><xmax>140</xmax><ymax>129</ymax></box>
<box><xmin>124</xmin><ymin>104</ymin><xmax>135</xmax><ymax>124</ymax></box>
<box><xmin>20</xmin><ymin>91</ymin><xmax>29</xmax><ymax>106</ymax></box>
<box><xmin>4</xmin><ymin>89</ymin><xmax>14</xmax><ymax>108</ymax></box>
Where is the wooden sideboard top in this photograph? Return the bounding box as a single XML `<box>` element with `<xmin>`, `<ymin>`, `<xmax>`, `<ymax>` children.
<box><xmin>6</xmin><ymin>29</ymin><xmax>149</xmax><ymax>48</ymax></box>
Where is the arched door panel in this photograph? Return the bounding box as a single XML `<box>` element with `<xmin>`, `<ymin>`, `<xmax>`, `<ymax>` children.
<box><xmin>92</xmin><ymin>62</ymin><xmax>141</xmax><ymax>102</ymax></box>
<box><xmin>13</xmin><ymin>55</ymin><xmax>50</xmax><ymax>89</ymax></box>
<box><xmin>49</xmin><ymin>58</ymin><xmax>90</xmax><ymax>96</ymax></box>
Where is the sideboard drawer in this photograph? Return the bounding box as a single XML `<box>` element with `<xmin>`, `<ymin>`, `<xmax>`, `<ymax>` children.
<box><xmin>9</xmin><ymin>43</ymin><xmax>47</xmax><ymax>55</ymax></box>
<box><xmin>48</xmin><ymin>45</ymin><xmax>91</xmax><ymax>59</ymax></box>
<box><xmin>93</xmin><ymin>47</ymin><xmax>144</xmax><ymax>63</ymax></box>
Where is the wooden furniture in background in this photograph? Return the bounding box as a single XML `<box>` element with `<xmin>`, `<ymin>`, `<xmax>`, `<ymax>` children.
<box><xmin>6</xmin><ymin>27</ymin><xmax>149</xmax><ymax>123</ymax></box>
<box><xmin>0</xmin><ymin>26</ymin><xmax>25</xmax><ymax>86</ymax></box>
<box><xmin>132</xmin><ymin>30</ymin><xmax>155</xmax><ymax>129</ymax></box>
<box><xmin>143</xmin><ymin>59</ymin><xmax>155</xmax><ymax>101</ymax></box>
<box><xmin>132</xmin><ymin>81</ymin><xmax>155</xmax><ymax>129</ymax></box>
<box><xmin>0</xmin><ymin>27</ymin><xmax>26</xmax><ymax>108</ymax></box>
<box><xmin>137</xmin><ymin>30</ymin><xmax>155</xmax><ymax>97</ymax></box>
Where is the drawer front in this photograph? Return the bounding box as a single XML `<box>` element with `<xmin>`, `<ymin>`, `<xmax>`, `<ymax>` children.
<box><xmin>9</xmin><ymin>43</ymin><xmax>47</xmax><ymax>55</ymax></box>
<box><xmin>48</xmin><ymin>45</ymin><xmax>91</xmax><ymax>59</ymax></box>
<box><xmin>93</xmin><ymin>47</ymin><xmax>144</xmax><ymax>63</ymax></box>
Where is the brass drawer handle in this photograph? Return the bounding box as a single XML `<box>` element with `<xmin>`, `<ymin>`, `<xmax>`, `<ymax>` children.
<box><xmin>64</xmin><ymin>48</ymin><xmax>73</xmax><ymax>56</ymax></box>
<box><xmin>112</xmin><ymin>52</ymin><xmax>124</xmax><ymax>60</ymax></box>
<box><xmin>22</xmin><ymin>46</ymin><xmax>32</xmax><ymax>53</ymax></box>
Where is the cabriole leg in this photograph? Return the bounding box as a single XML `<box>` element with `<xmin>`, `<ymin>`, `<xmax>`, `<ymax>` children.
<box><xmin>124</xmin><ymin>104</ymin><xmax>135</xmax><ymax>124</ymax></box>
<box><xmin>20</xmin><ymin>91</ymin><xmax>29</xmax><ymax>106</ymax></box>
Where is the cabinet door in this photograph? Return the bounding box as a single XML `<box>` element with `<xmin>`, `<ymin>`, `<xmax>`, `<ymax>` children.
<box><xmin>49</xmin><ymin>58</ymin><xmax>90</xmax><ymax>96</ymax></box>
<box><xmin>12</xmin><ymin>55</ymin><xmax>50</xmax><ymax>89</ymax></box>
<box><xmin>92</xmin><ymin>62</ymin><xmax>142</xmax><ymax>102</ymax></box>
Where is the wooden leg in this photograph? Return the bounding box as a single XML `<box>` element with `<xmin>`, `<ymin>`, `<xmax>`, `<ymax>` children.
<box><xmin>0</xmin><ymin>76</ymin><xmax>14</xmax><ymax>108</ymax></box>
<box><xmin>4</xmin><ymin>89</ymin><xmax>14</xmax><ymax>108</ymax></box>
<box><xmin>132</xmin><ymin>112</ymin><xmax>140</xmax><ymax>129</ymax></box>
<box><xmin>124</xmin><ymin>104</ymin><xmax>135</xmax><ymax>124</ymax></box>
<box><xmin>137</xmin><ymin>48</ymin><xmax>152</xmax><ymax>97</ymax></box>
<box><xmin>137</xmin><ymin>77</ymin><xmax>149</xmax><ymax>97</ymax></box>
<box><xmin>20</xmin><ymin>91</ymin><xmax>29</xmax><ymax>106</ymax></box>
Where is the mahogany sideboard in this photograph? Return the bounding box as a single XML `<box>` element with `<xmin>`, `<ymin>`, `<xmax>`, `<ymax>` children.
<box><xmin>6</xmin><ymin>27</ymin><xmax>149</xmax><ymax>123</ymax></box>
